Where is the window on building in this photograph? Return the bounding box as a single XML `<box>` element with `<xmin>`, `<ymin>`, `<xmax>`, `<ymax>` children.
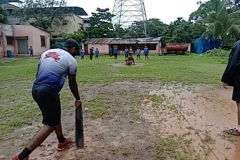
<box><xmin>40</xmin><ymin>36</ymin><xmax>46</xmax><ymax>47</ymax></box>
<box><xmin>80</xmin><ymin>24</ymin><xmax>83</xmax><ymax>30</ymax></box>
<box><xmin>7</xmin><ymin>37</ymin><xmax>14</xmax><ymax>45</ymax></box>
<box><xmin>0</xmin><ymin>37</ymin><xmax>2</xmax><ymax>45</ymax></box>
<box><xmin>52</xmin><ymin>35</ymin><xmax>58</xmax><ymax>38</ymax></box>
<box><xmin>62</xmin><ymin>20</ymin><xmax>68</xmax><ymax>25</ymax></box>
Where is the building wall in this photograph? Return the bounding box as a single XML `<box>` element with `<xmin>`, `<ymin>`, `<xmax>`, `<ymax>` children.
<box><xmin>87</xmin><ymin>44</ymin><xmax>109</xmax><ymax>54</ymax></box>
<box><xmin>187</xmin><ymin>43</ymin><xmax>191</xmax><ymax>52</ymax></box>
<box><xmin>0</xmin><ymin>24</ymin><xmax>14</xmax><ymax>57</ymax></box>
<box><xmin>13</xmin><ymin>25</ymin><xmax>50</xmax><ymax>56</ymax></box>
<box><xmin>49</xmin><ymin>14</ymin><xmax>84</xmax><ymax>38</ymax></box>
<box><xmin>155</xmin><ymin>43</ymin><xmax>161</xmax><ymax>55</ymax></box>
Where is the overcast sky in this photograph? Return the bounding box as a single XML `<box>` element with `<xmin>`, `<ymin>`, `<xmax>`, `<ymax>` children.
<box><xmin>65</xmin><ymin>0</ymin><xmax>201</xmax><ymax>24</ymax></box>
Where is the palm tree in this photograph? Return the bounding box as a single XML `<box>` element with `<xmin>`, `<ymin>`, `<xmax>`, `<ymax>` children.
<box><xmin>190</xmin><ymin>0</ymin><xmax>240</xmax><ymax>46</ymax></box>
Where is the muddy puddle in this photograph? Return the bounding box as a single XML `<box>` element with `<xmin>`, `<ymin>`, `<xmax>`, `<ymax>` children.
<box><xmin>0</xmin><ymin>81</ymin><xmax>239</xmax><ymax>160</ymax></box>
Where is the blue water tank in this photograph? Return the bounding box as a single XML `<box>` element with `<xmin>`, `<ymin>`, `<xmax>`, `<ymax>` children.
<box><xmin>7</xmin><ymin>50</ymin><xmax>13</xmax><ymax>58</ymax></box>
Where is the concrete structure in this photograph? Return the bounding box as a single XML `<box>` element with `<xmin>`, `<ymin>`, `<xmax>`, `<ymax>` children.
<box><xmin>0</xmin><ymin>24</ymin><xmax>50</xmax><ymax>57</ymax></box>
<box><xmin>2</xmin><ymin>5</ymin><xmax>88</xmax><ymax>39</ymax></box>
<box><xmin>84</xmin><ymin>37</ymin><xmax>162</xmax><ymax>55</ymax></box>
<box><xmin>83</xmin><ymin>18</ymin><xmax>90</xmax><ymax>29</ymax></box>
<box><xmin>1</xmin><ymin>3</ymin><xmax>24</xmax><ymax>25</ymax></box>
<box><xmin>49</xmin><ymin>14</ymin><xmax>85</xmax><ymax>39</ymax></box>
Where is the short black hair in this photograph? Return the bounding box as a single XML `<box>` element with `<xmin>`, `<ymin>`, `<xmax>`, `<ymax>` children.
<box><xmin>64</xmin><ymin>39</ymin><xmax>79</xmax><ymax>50</ymax></box>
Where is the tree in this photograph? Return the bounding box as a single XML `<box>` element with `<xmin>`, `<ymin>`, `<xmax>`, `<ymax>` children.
<box><xmin>189</xmin><ymin>0</ymin><xmax>240</xmax><ymax>46</ymax></box>
<box><xmin>13</xmin><ymin>0</ymin><xmax>69</xmax><ymax>29</ymax></box>
<box><xmin>228</xmin><ymin>0</ymin><xmax>240</xmax><ymax>12</ymax></box>
<box><xmin>148</xmin><ymin>18</ymin><xmax>168</xmax><ymax>37</ymax></box>
<box><xmin>162</xmin><ymin>17</ymin><xmax>206</xmax><ymax>43</ymax></box>
<box><xmin>115</xmin><ymin>19</ymin><xmax>167</xmax><ymax>38</ymax></box>
<box><xmin>60</xmin><ymin>30</ymin><xmax>85</xmax><ymax>42</ymax></box>
<box><xmin>86</xmin><ymin>8</ymin><xmax>116</xmax><ymax>38</ymax></box>
<box><xmin>0</xmin><ymin>6</ymin><xmax>6</xmax><ymax>23</ymax></box>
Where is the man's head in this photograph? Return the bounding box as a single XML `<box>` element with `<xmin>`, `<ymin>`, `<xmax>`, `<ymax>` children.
<box><xmin>64</xmin><ymin>39</ymin><xmax>79</xmax><ymax>56</ymax></box>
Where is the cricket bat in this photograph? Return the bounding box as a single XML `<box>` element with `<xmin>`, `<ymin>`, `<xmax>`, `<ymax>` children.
<box><xmin>75</xmin><ymin>105</ymin><xmax>84</xmax><ymax>149</ymax></box>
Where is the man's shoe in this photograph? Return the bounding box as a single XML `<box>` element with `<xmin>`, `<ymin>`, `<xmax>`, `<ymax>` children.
<box><xmin>57</xmin><ymin>138</ymin><xmax>73</xmax><ymax>151</ymax></box>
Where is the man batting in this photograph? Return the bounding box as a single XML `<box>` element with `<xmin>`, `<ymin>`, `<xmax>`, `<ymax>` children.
<box><xmin>12</xmin><ymin>39</ymin><xmax>82</xmax><ymax>160</ymax></box>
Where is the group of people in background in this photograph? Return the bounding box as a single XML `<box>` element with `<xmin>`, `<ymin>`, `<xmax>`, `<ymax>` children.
<box><xmin>109</xmin><ymin>45</ymin><xmax>149</xmax><ymax>60</ymax></box>
<box><xmin>109</xmin><ymin>46</ymin><xmax>119</xmax><ymax>59</ymax></box>
<box><xmin>122</xmin><ymin>46</ymin><xmax>149</xmax><ymax>65</ymax></box>
<box><xmin>80</xmin><ymin>47</ymin><xmax>100</xmax><ymax>60</ymax></box>
<box><xmin>79</xmin><ymin>45</ymin><xmax>149</xmax><ymax>65</ymax></box>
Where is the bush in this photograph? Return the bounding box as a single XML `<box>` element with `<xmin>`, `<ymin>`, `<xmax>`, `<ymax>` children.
<box><xmin>50</xmin><ymin>39</ymin><xmax>63</xmax><ymax>49</ymax></box>
<box><xmin>204</xmin><ymin>49</ymin><xmax>230</xmax><ymax>57</ymax></box>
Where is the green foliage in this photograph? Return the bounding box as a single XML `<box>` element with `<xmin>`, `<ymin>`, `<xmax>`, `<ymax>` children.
<box><xmin>163</xmin><ymin>18</ymin><xmax>206</xmax><ymax>43</ymax></box>
<box><xmin>13</xmin><ymin>0</ymin><xmax>68</xmax><ymax>29</ymax></box>
<box><xmin>0</xmin><ymin>6</ymin><xmax>6</xmax><ymax>23</ymax></box>
<box><xmin>148</xmin><ymin>18</ymin><xmax>168</xmax><ymax>37</ymax></box>
<box><xmin>50</xmin><ymin>39</ymin><xmax>63</xmax><ymax>49</ymax></box>
<box><xmin>121</xmin><ymin>18</ymin><xmax>168</xmax><ymax>38</ymax></box>
<box><xmin>189</xmin><ymin>0</ymin><xmax>240</xmax><ymax>46</ymax></box>
<box><xmin>204</xmin><ymin>49</ymin><xmax>230</xmax><ymax>57</ymax></box>
<box><xmin>59</xmin><ymin>30</ymin><xmax>85</xmax><ymax>42</ymax></box>
<box><xmin>87</xmin><ymin>8</ymin><xmax>116</xmax><ymax>38</ymax></box>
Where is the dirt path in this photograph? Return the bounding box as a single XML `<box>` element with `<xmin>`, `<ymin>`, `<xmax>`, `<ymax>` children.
<box><xmin>0</xmin><ymin>82</ymin><xmax>239</xmax><ymax>160</ymax></box>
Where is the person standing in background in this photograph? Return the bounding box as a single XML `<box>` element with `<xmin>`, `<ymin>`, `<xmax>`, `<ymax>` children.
<box><xmin>80</xmin><ymin>49</ymin><xmax>85</xmax><ymax>60</ymax></box>
<box><xmin>113</xmin><ymin>46</ymin><xmax>118</xmax><ymax>59</ymax></box>
<box><xmin>89</xmin><ymin>47</ymin><xmax>94</xmax><ymax>60</ymax></box>
<box><xmin>29</xmin><ymin>46</ymin><xmax>33</xmax><ymax>59</ymax></box>
<box><xmin>144</xmin><ymin>46</ymin><xmax>149</xmax><ymax>60</ymax></box>
<box><xmin>95</xmin><ymin>48</ymin><xmax>100</xmax><ymax>59</ymax></box>
<box><xmin>124</xmin><ymin>47</ymin><xmax>129</xmax><ymax>59</ymax></box>
<box><xmin>129</xmin><ymin>47</ymin><xmax>133</xmax><ymax>55</ymax></box>
<box><xmin>109</xmin><ymin>46</ymin><xmax>113</xmax><ymax>57</ymax></box>
<box><xmin>136</xmin><ymin>47</ymin><xmax>141</xmax><ymax>60</ymax></box>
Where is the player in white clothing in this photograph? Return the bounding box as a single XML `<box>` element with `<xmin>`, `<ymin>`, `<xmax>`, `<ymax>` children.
<box><xmin>12</xmin><ymin>39</ymin><xmax>82</xmax><ymax>160</ymax></box>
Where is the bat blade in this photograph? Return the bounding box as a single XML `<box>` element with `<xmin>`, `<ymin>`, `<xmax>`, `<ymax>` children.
<box><xmin>75</xmin><ymin>106</ymin><xmax>84</xmax><ymax>149</ymax></box>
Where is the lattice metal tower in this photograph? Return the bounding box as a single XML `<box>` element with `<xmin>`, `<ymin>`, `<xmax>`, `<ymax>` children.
<box><xmin>112</xmin><ymin>0</ymin><xmax>148</xmax><ymax>38</ymax></box>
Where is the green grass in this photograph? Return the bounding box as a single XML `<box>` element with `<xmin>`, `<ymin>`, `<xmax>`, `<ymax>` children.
<box><xmin>84</xmin><ymin>96</ymin><xmax>111</xmax><ymax>119</ymax></box>
<box><xmin>156</xmin><ymin>136</ymin><xmax>201</xmax><ymax>160</ymax></box>
<box><xmin>0</xmin><ymin>54</ymin><xmax>227</xmax><ymax>85</ymax></box>
<box><xmin>75</xmin><ymin>54</ymin><xmax>227</xmax><ymax>85</ymax></box>
<box><xmin>0</xmin><ymin>54</ymin><xmax>228</xmax><ymax>140</ymax></box>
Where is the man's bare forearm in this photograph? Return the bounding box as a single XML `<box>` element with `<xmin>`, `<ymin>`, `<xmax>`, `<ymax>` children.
<box><xmin>69</xmin><ymin>82</ymin><xmax>80</xmax><ymax>100</ymax></box>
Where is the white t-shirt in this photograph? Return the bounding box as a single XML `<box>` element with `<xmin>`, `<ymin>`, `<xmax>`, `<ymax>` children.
<box><xmin>33</xmin><ymin>48</ymin><xmax>78</xmax><ymax>96</ymax></box>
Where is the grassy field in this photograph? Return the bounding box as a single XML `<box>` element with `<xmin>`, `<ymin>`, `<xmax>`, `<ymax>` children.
<box><xmin>0</xmin><ymin>54</ymin><xmax>228</xmax><ymax>140</ymax></box>
<box><xmin>0</xmin><ymin>54</ymin><xmax>230</xmax><ymax>159</ymax></box>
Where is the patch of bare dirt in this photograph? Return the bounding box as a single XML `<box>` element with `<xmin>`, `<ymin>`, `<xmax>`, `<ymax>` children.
<box><xmin>148</xmin><ymin>83</ymin><xmax>238</xmax><ymax>160</ymax></box>
<box><xmin>111</xmin><ymin>63</ymin><xmax>144</xmax><ymax>67</ymax></box>
<box><xmin>1</xmin><ymin>82</ymin><xmax>239</xmax><ymax>160</ymax></box>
